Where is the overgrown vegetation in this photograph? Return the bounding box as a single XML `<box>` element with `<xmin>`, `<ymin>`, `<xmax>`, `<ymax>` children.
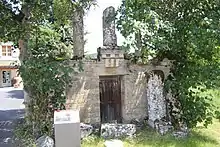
<box><xmin>0</xmin><ymin>0</ymin><xmax>95</xmax><ymax>145</ymax></box>
<box><xmin>117</xmin><ymin>0</ymin><xmax>220</xmax><ymax>128</ymax></box>
<box><xmin>83</xmin><ymin>93</ymin><xmax>220</xmax><ymax>147</ymax></box>
<box><xmin>20</xmin><ymin>25</ymin><xmax>76</xmax><ymax>138</ymax></box>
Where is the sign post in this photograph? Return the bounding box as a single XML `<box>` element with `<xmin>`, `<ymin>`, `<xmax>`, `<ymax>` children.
<box><xmin>54</xmin><ymin>110</ymin><xmax>81</xmax><ymax>147</ymax></box>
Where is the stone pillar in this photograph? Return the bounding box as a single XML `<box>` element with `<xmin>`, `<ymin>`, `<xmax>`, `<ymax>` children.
<box><xmin>147</xmin><ymin>72</ymin><xmax>167</xmax><ymax>128</ymax></box>
<box><xmin>99</xmin><ymin>6</ymin><xmax>124</xmax><ymax>60</ymax></box>
<box><xmin>99</xmin><ymin>6</ymin><xmax>124</xmax><ymax>65</ymax></box>
<box><xmin>146</xmin><ymin>70</ymin><xmax>173</xmax><ymax>135</ymax></box>
<box><xmin>72</xmin><ymin>9</ymin><xmax>84</xmax><ymax>57</ymax></box>
<box><xmin>102</xmin><ymin>6</ymin><xmax>117</xmax><ymax>47</ymax></box>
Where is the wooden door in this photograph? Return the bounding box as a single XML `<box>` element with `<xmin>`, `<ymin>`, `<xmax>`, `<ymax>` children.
<box><xmin>99</xmin><ymin>76</ymin><xmax>122</xmax><ymax>123</ymax></box>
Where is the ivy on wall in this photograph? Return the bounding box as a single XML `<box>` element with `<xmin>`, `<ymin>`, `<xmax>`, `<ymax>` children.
<box><xmin>0</xmin><ymin>0</ymin><xmax>95</xmax><ymax>144</ymax></box>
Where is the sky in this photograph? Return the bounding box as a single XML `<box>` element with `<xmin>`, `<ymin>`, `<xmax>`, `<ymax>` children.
<box><xmin>84</xmin><ymin>0</ymin><xmax>124</xmax><ymax>54</ymax></box>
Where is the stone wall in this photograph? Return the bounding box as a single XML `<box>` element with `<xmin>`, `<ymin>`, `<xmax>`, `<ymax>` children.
<box><xmin>122</xmin><ymin>66</ymin><xmax>147</xmax><ymax>122</ymax></box>
<box><xmin>66</xmin><ymin>61</ymin><xmax>100</xmax><ymax>123</ymax></box>
<box><xmin>66</xmin><ymin>59</ymin><xmax>171</xmax><ymax>124</ymax></box>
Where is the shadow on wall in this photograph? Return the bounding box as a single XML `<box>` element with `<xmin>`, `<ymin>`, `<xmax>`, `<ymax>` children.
<box><xmin>67</xmin><ymin>76</ymin><xmax>100</xmax><ymax>123</ymax></box>
<box><xmin>124</xmin><ymin>72</ymin><xmax>147</xmax><ymax>118</ymax></box>
<box><xmin>6</xmin><ymin>90</ymin><xmax>24</xmax><ymax>100</ymax></box>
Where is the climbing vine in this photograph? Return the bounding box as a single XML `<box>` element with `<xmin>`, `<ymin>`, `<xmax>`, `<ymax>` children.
<box><xmin>20</xmin><ymin>24</ymin><xmax>76</xmax><ymax>137</ymax></box>
<box><xmin>0</xmin><ymin>0</ymin><xmax>96</xmax><ymax>143</ymax></box>
<box><xmin>117</xmin><ymin>0</ymin><xmax>220</xmax><ymax>128</ymax></box>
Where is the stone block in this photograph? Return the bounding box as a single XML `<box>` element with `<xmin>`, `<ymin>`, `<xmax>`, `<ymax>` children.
<box><xmin>101</xmin><ymin>123</ymin><xmax>136</xmax><ymax>138</ymax></box>
<box><xmin>150</xmin><ymin>119</ymin><xmax>173</xmax><ymax>135</ymax></box>
<box><xmin>80</xmin><ymin>123</ymin><xmax>93</xmax><ymax>139</ymax></box>
<box><xmin>36</xmin><ymin>136</ymin><xmax>54</xmax><ymax>147</ymax></box>
<box><xmin>172</xmin><ymin>131</ymin><xmax>188</xmax><ymax>138</ymax></box>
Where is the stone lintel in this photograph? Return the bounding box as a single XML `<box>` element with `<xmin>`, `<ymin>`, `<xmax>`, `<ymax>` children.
<box><xmin>125</xmin><ymin>60</ymin><xmax>173</xmax><ymax>82</ymax></box>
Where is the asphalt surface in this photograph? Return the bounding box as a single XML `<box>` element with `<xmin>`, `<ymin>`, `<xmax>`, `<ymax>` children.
<box><xmin>0</xmin><ymin>87</ymin><xmax>24</xmax><ymax>147</ymax></box>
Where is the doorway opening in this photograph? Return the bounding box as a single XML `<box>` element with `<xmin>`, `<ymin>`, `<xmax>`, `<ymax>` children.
<box><xmin>2</xmin><ymin>70</ymin><xmax>11</xmax><ymax>87</ymax></box>
<box><xmin>99</xmin><ymin>75</ymin><xmax>122</xmax><ymax>123</ymax></box>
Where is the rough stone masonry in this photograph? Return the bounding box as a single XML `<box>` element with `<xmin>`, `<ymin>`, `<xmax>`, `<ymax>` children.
<box><xmin>67</xmin><ymin>6</ymin><xmax>173</xmax><ymax>134</ymax></box>
<box><xmin>102</xmin><ymin>6</ymin><xmax>117</xmax><ymax>47</ymax></box>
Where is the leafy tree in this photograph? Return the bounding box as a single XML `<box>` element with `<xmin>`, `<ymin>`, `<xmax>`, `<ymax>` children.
<box><xmin>117</xmin><ymin>0</ymin><xmax>220</xmax><ymax>128</ymax></box>
<box><xmin>0</xmin><ymin>0</ymin><xmax>95</xmax><ymax>143</ymax></box>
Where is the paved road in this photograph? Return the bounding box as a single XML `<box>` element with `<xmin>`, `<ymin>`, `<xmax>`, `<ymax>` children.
<box><xmin>0</xmin><ymin>87</ymin><xmax>24</xmax><ymax>147</ymax></box>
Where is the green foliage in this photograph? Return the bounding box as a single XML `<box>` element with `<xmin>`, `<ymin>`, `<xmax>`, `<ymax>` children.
<box><xmin>117</xmin><ymin>0</ymin><xmax>220</xmax><ymax>128</ymax></box>
<box><xmin>14</xmin><ymin>121</ymin><xmax>37</xmax><ymax>147</ymax></box>
<box><xmin>19</xmin><ymin>24</ymin><xmax>77</xmax><ymax>137</ymax></box>
<box><xmin>0</xmin><ymin>0</ymin><xmax>24</xmax><ymax>41</ymax></box>
<box><xmin>0</xmin><ymin>0</ymin><xmax>96</xmax><ymax>142</ymax></box>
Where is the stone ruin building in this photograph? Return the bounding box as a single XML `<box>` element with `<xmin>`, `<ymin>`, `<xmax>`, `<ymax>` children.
<box><xmin>66</xmin><ymin>6</ymin><xmax>175</xmax><ymax>135</ymax></box>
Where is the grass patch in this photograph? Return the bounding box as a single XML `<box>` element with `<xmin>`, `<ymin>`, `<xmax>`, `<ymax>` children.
<box><xmin>82</xmin><ymin>89</ymin><xmax>220</xmax><ymax>147</ymax></box>
<box><xmin>82</xmin><ymin>120</ymin><xmax>220</xmax><ymax>147</ymax></box>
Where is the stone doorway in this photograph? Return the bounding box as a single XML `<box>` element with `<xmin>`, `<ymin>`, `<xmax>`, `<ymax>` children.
<box><xmin>99</xmin><ymin>75</ymin><xmax>122</xmax><ymax>123</ymax></box>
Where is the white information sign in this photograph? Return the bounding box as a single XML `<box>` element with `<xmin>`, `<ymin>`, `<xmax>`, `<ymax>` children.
<box><xmin>54</xmin><ymin>110</ymin><xmax>80</xmax><ymax>124</ymax></box>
